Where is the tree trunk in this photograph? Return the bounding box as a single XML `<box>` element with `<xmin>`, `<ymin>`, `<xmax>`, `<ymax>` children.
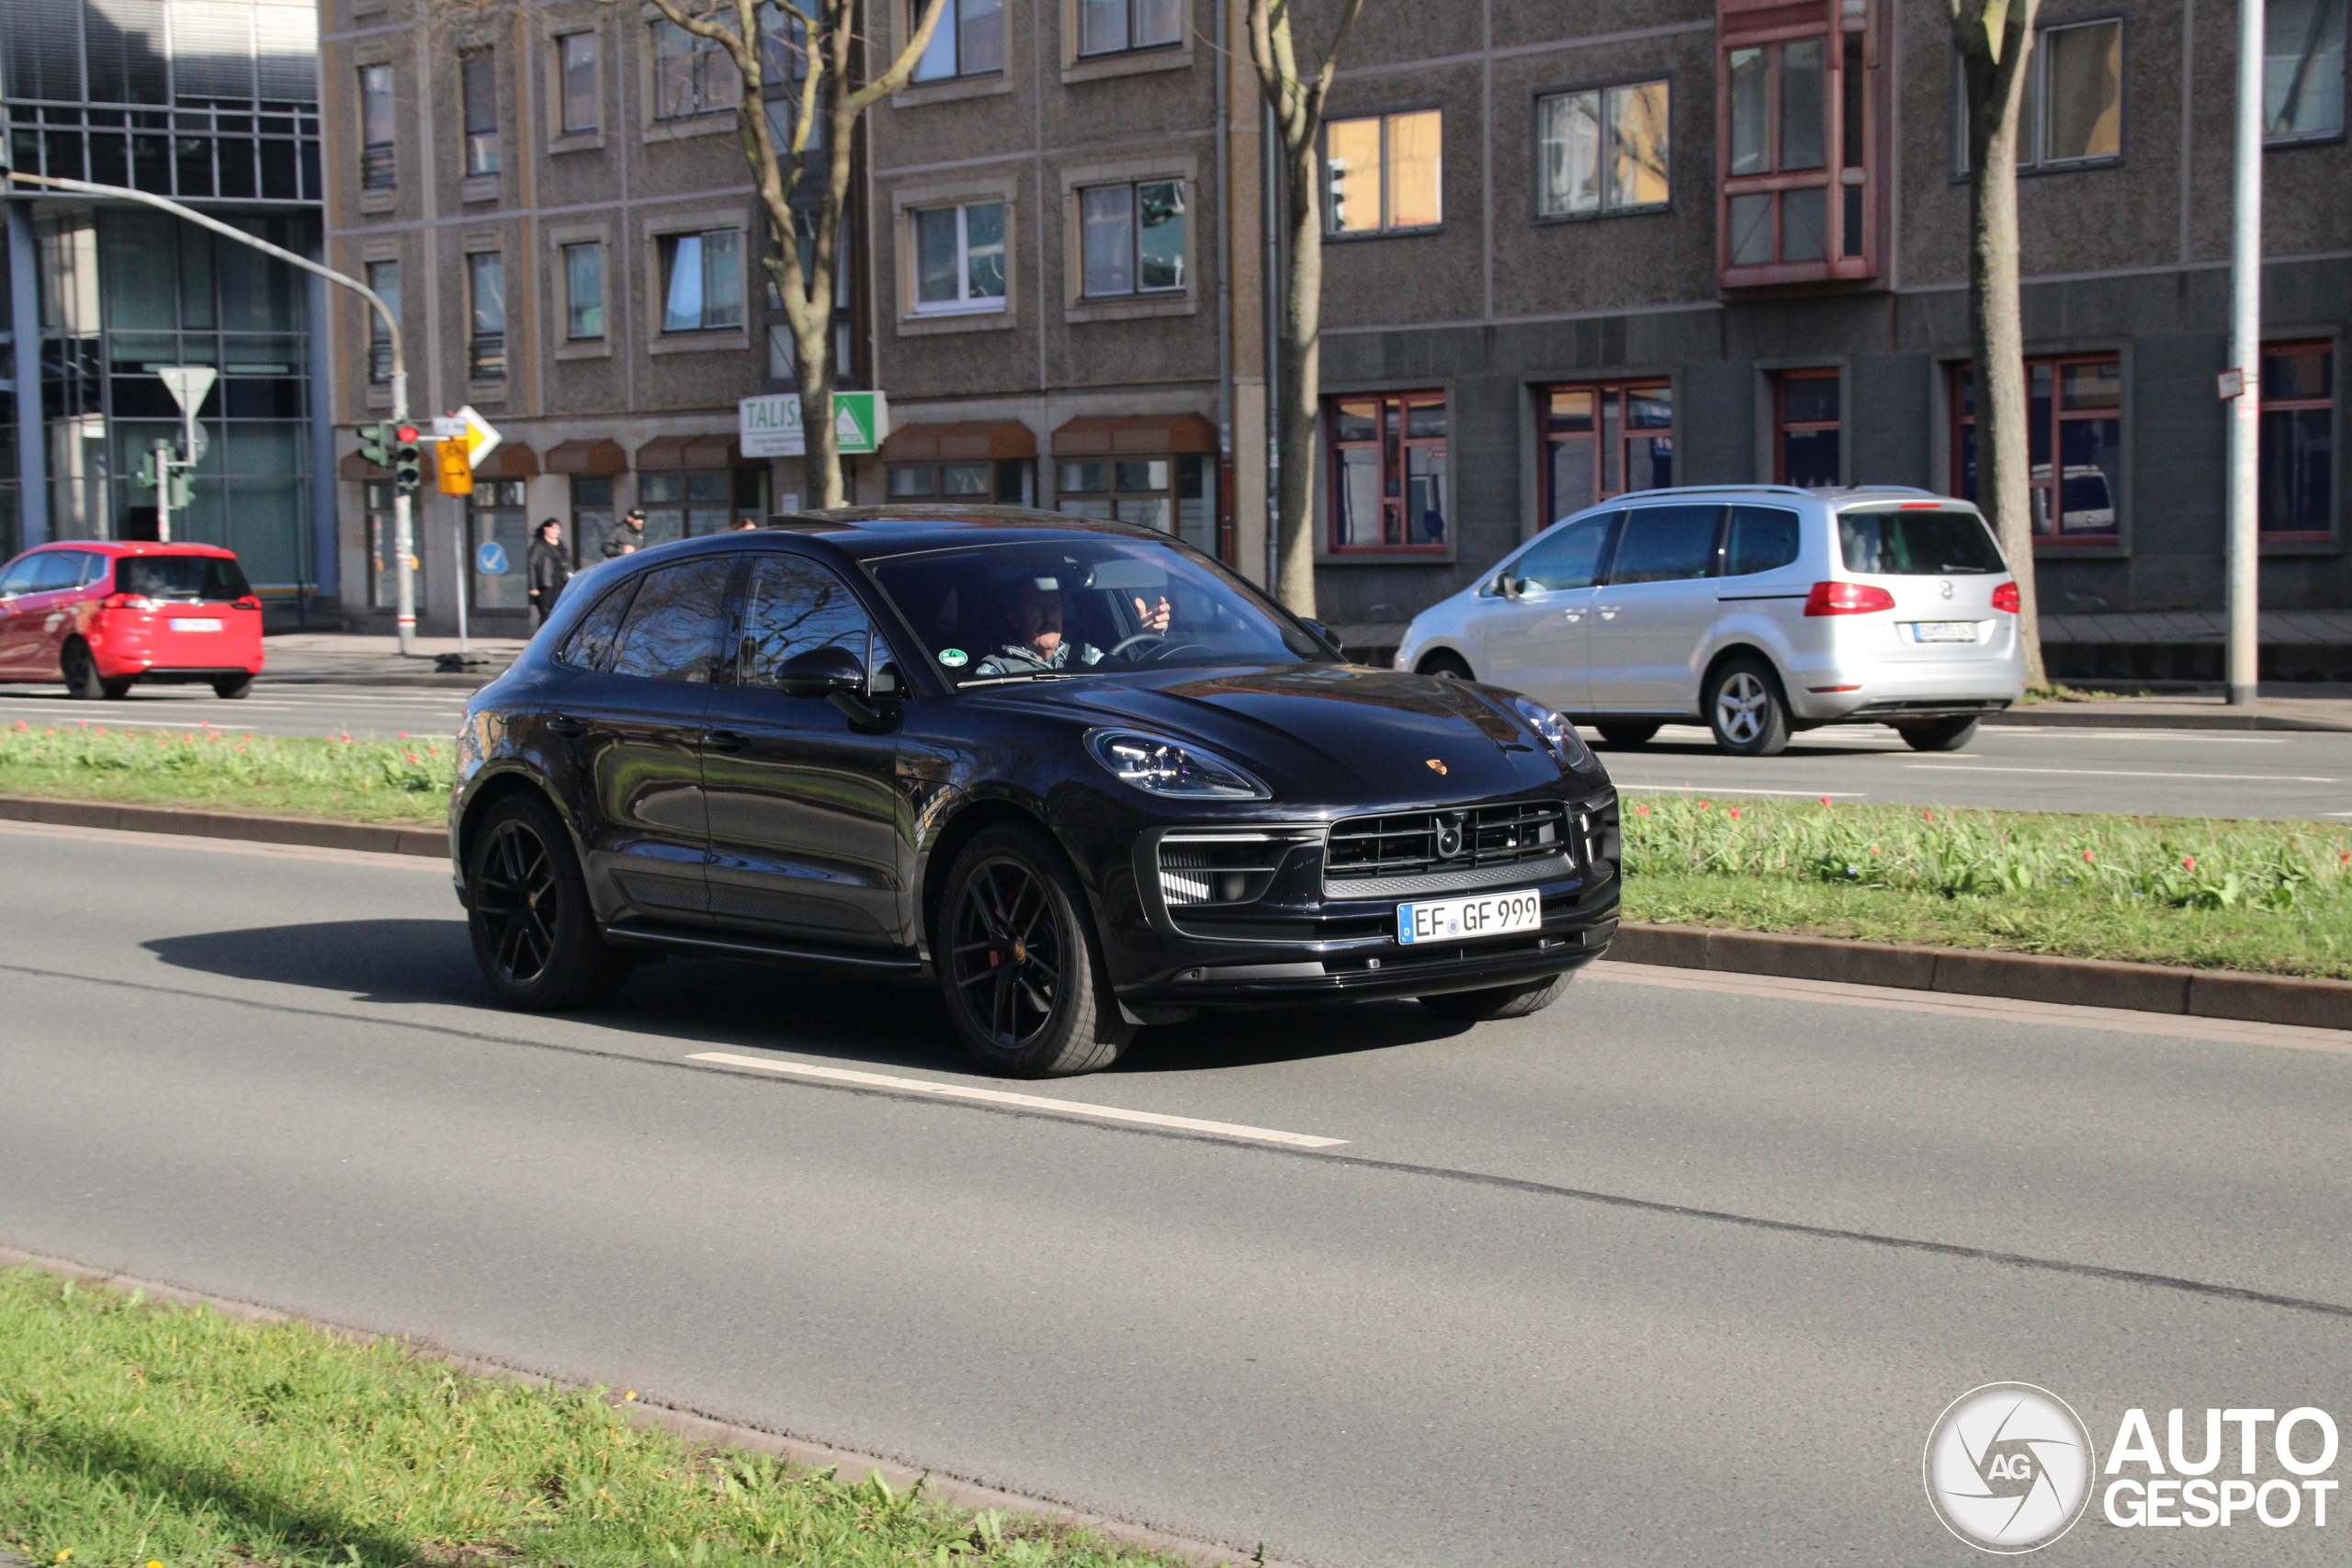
<box><xmin>1962</xmin><ymin>11</ymin><xmax>2048</xmax><ymax>689</ymax></box>
<box><xmin>1274</xmin><ymin>137</ymin><xmax>1323</xmax><ymax>618</ymax></box>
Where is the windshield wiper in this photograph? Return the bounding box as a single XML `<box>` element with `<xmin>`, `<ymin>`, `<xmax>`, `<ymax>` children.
<box><xmin>954</xmin><ymin>671</ymin><xmax>1086</xmax><ymax>686</ymax></box>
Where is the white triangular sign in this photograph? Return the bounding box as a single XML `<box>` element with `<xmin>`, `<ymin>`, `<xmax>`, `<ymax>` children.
<box><xmin>157</xmin><ymin>366</ymin><xmax>217</xmax><ymax>416</ymax></box>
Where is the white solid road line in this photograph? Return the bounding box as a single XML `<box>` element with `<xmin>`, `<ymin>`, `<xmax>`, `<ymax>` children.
<box><xmin>687</xmin><ymin>1052</ymin><xmax>1349</xmax><ymax>1148</ymax></box>
<box><xmin>2001</xmin><ymin>728</ymin><xmax>2290</xmax><ymax>743</ymax></box>
<box><xmin>1908</xmin><ymin>763</ymin><xmax>2337</xmax><ymax>783</ymax></box>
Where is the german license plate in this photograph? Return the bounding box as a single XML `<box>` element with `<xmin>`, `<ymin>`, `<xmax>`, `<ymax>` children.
<box><xmin>1908</xmin><ymin>621</ymin><xmax>1978</xmax><ymax>643</ymax></box>
<box><xmin>170</xmin><ymin>617</ymin><xmax>222</xmax><ymax>632</ymax></box>
<box><xmin>1396</xmin><ymin>889</ymin><xmax>1542</xmax><ymax>945</ymax></box>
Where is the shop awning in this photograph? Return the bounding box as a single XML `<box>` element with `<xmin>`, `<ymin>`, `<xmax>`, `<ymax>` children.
<box><xmin>543</xmin><ymin>438</ymin><xmax>629</xmax><ymax>474</ymax></box>
<box><xmin>635</xmin><ymin>434</ymin><xmax>747</xmax><ymax>469</ymax></box>
<box><xmin>878</xmin><ymin>420</ymin><xmax>1037</xmax><ymax>463</ymax></box>
<box><xmin>472</xmin><ymin>442</ymin><xmax>537</xmax><ymax>479</ymax></box>
<box><xmin>1050</xmin><ymin>412</ymin><xmax>1217</xmax><ymax>457</ymax></box>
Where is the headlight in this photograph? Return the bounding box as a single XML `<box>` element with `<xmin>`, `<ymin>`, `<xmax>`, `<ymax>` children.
<box><xmin>1504</xmin><ymin>694</ymin><xmax>1594</xmax><ymax>767</ymax></box>
<box><xmin>1085</xmin><ymin>729</ymin><xmax>1270</xmax><ymax>800</ymax></box>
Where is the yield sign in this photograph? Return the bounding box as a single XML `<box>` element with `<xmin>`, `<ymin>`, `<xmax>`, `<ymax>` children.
<box><xmin>156</xmin><ymin>366</ymin><xmax>217</xmax><ymax>417</ymax></box>
<box><xmin>449</xmin><ymin>404</ymin><xmax>503</xmax><ymax>468</ymax></box>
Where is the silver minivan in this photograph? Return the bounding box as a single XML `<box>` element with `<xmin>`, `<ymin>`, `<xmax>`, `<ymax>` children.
<box><xmin>1394</xmin><ymin>485</ymin><xmax>2027</xmax><ymax>756</ymax></box>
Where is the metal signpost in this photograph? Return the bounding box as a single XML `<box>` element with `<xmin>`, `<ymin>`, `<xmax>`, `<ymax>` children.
<box><xmin>431</xmin><ymin>409</ymin><xmax>500</xmax><ymax>660</ymax></box>
<box><xmin>152</xmin><ymin>366</ymin><xmax>216</xmax><ymax>543</ymax></box>
<box><xmin>2223</xmin><ymin>0</ymin><xmax>2267</xmax><ymax>706</ymax></box>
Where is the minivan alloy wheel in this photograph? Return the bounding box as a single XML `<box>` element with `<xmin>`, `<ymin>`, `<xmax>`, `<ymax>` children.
<box><xmin>1714</xmin><ymin>671</ymin><xmax>1771</xmax><ymax>745</ymax></box>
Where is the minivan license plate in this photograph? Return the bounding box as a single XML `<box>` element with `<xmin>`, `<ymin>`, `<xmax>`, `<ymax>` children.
<box><xmin>1909</xmin><ymin>621</ymin><xmax>1978</xmax><ymax>643</ymax></box>
<box><xmin>170</xmin><ymin>617</ymin><xmax>222</xmax><ymax>632</ymax></box>
<box><xmin>1396</xmin><ymin>889</ymin><xmax>1542</xmax><ymax>945</ymax></box>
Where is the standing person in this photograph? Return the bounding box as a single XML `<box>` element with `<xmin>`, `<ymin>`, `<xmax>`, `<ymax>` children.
<box><xmin>527</xmin><ymin>519</ymin><xmax>571</xmax><ymax>629</ymax></box>
<box><xmin>603</xmin><ymin>506</ymin><xmax>647</xmax><ymax>558</ymax></box>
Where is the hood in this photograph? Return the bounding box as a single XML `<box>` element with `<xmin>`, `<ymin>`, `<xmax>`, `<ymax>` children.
<box><xmin>981</xmin><ymin>664</ymin><xmax>1599</xmax><ymax>803</ymax></box>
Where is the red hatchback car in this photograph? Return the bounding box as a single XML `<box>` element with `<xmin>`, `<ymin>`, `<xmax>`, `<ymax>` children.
<box><xmin>0</xmin><ymin>541</ymin><xmax>266</xmax><ymax>699</ymax></box>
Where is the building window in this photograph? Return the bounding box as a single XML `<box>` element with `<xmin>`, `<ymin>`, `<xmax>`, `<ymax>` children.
<box><xmin>359</xmin><ymin>64</ymin><xmax>396</xmax><ymax>189</ymax></box>
<box><xmin>1057</xmin><ymin>457</ymin><xmax>1209</xmax><ymax>550</ymax></box>
<box><xmin>562</xmin><ymin>242</ymin><xmax>605</xmax><ymax>339</ymax></box>
<box><xmin>912</xmin><ymin>0</ymin><xmax>1004</xmax><ymax>81</ymax></box>
<box><xmin>468</xmin><ymin>252</ymin><xmax>505</xmax><ymax>380</ymax></box>
<box><xmin>910</xmin><ymin>201</ymin><xmax>1007</xmax><ymax>313</ymax></box>
<box><xmin>1329</xmin><ymin>393</ymin><xmax>1447</xmax><ymax>551</ymax></box>
<box><xmin>1720</xmin><ymin>0</ymin><xmax>1876</xmax><ymax>286</ymax></box>
<box><xmin>2261</xmin><ymin>342</ymin><xmax>2334</xmax><ymax>538</ymax></box>
<box><xmin>653</xmin><ymin>21</ymin><xmax>741</xmax><ymax>120</ymax></box>
<box><xmin>366</xmin><ymin>481</ymin><xmax>424</xmax><ymax>612</ymax></box>
<box><xmin>1959</xmin><ymin>17</ymin><xmax>2123</xmax><ymax>172</ymax></box>
<box><xmin>1079</xmin><ymin>0</ymin><xmax>1179</xmax><ymax>58</ymax></box>
<box><xmin>1951</xmin><ymin>356</ymin><xmax>2124</xmax><ymax>542</ymax></box>
<box><xmin>892</xmin><ymin>461</ymin><xmax>995</xmax><ymax>498</ymax></box>
<box><xmin>659</xmin><ymin>230</ymin><xmax>742</xmax><ymax>333</ymax></box>
<box><xmin>2267</xmin><ymin>0</ymin><xmax>2346</xmax><ymax>141</ymax></box>
<box><xmin>1777</xmin><ymin>370</ymin><xmax>1840</xmax><ymax>487</ymax></box>
<box><xmin>365</xmin><ymin>259</ymin><xmax>399</xmax><ymax>383</ymax></box>
<box><xmin>1537</xmin><ymin>80</ymin><xmax>1669</xmax><ymax>219</ymax></box>
<box><xmin>1543</xmin><ymin>382</ymin><xmax>1672</xmax><ymax>524</ymax></box>
<box><xmin>1325</xmin><ymin>110</ymin><xmax>1442</xmax><ymax>236</ymax></box>
<box><xmin>469</xmin><ymin>479</ymin><xmax>529</xmax><ymax>611</ymax></box>
<box><xmin>640</xmin><ymin>469</ymin><xmax>764</xmax><ymax>546</ymax></box>
<box><xmin>461</xmin><ymin>51</ymin><xmax>500</xmax><ymax>175</ymax></box>
<box><xmin>1080</xmin><ymin>180</ymin><xmax>1185</xmax><ymax>297</ymax></box>
<box><xmin>559</xmin><ymin>32</ymin><xmax>600</xmax><ymax>134</ymax></box>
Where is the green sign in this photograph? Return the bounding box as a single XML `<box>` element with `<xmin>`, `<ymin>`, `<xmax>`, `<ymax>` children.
<box><xmin>740</xmin><ymin>391</ymin><xmax>889</xmax><ymax>457</ymax></box>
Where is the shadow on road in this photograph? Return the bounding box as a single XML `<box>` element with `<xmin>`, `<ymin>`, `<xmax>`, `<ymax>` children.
<box><xmin>141</xmin><ymin>919</ymin><xmax>1455</xmax><ymax>1077</ymax></box>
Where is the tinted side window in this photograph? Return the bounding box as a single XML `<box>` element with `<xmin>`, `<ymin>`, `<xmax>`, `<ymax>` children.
<box><xmin>0</xmin><ymin>558</ymin><xmax>40</xmax><ymax>595</ymax></box>
<box><xmin>605</xmin><ymin>557</ymin><xmax>736</xmax><ymax>682</ymax></box>
<box><xmin>28</xmin><ymin>554</ymin><xmax>81</xmax><ymax>592</ymax></box>
<box><xmin>1511</xmin><ymin>512</ymin><xmax>1616</xmax><ymax>592</ymax></box>
<box><xmin>1608</xmin><ymin>505</ymin><xmax>1722</xmax><ymax>583</ymax></box>
<box><xmin>118</xmin><ymin>555</ymin><xmax>253</xmax><ymax>600</ymax></box>
<box><xmin>560</xmin><ymin>575</ymin><xmax>643</xmax><ymax>671</ymax></box>
<box><xmin>1724</xmin><ymin>506</ymin><xmax>1802</xmax><ymax>576</ymax></box>
<box><xmin>739</xmin><ymin>555</ymin><xmax>874</xmax><ymax>687</ymax></box>
<box><xmin>1838</xmin><ymin>511</ymin><xmax>2005</xmax><ymax>574</ymax></box>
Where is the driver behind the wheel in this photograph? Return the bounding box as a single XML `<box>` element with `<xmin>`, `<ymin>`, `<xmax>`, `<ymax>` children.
<box><xmin>972</xmin><ymin>578</ymin><xmax>1171</xmax><ymax>675</ymax></box>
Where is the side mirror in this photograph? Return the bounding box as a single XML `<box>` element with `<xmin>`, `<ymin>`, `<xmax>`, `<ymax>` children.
<box><xmin>1300</xmin><ymin>617</ymin><xmax>1341</xmax><ymax>655</ymax></box>
<box><xmin>774</xmin><ymin>643</ymin><xmax>865</xmax><ymax>698</ymax></box>
<box><xmin>1497</xmin><ymin>573</ymin><xmax>1523</xmax><ymax>600</ymax></box>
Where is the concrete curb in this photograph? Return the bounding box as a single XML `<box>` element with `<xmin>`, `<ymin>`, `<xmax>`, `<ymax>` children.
<box><xmin>6</xmin><ymin>794</ymin><xmax>2345</xmax><ymax>1033</ymax></box>
<box><xmin>0</xmin><ymin>1244</ymin><xmax>1295</xmax><ymax>1568</ymax></box>
<box><xmin>1984</xmin><ymin>706</ymin><xmax>2352</xmax><ymax>732</ymax></box>
<box><xmin>1609</xmin><ymin>924</ymin><xmax>2352</xmax><ymax>1032</ymax></box>
<box><xmin>0</xmin><ymin>795</ymin><xmax>447</xmax><ymax>859</ymax></box>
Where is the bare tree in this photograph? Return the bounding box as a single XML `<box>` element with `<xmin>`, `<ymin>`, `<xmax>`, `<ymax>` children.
<box><xmin>608</xmin><ymin>0</ymin><xmax>950</xmax><ymax>507</ymax></box>
<box><xmin>1951</xmin><ymin>0</ymin><xmax>2048</xmax><ymax>688</ymax></box>
<box><xmin>1245</xmin><ymin>0</ymin><xmax>1371</xmax><ymax>616</ymax></box>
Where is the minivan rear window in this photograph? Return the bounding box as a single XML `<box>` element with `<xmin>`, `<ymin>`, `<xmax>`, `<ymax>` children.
<box><xmin>1838</xmin><ymin>510</ymin><xmax>2005</xmax><ymax>575</ymax></box>
<box><xmin>116</xmin><ymin>554</ymin><xmax>254</xmax><ymax>601</ymax></box>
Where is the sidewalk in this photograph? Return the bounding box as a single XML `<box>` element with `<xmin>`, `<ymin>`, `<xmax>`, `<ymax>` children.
<box><xmin>259</xmin><ymin>632</ymin><xmax>529</xmax><ymax>688</ymax></box>
<box><xmin>1988</xmin><ymin>692</ymin><xmax>2352</xmax><ymax>732</ymax></box>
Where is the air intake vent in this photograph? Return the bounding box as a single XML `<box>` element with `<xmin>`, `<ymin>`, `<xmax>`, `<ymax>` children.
<box><xmin>1326</xmin><ymin>800</ymin><xmax>1566</xmax><ymax>882</ymax></box>
<box><xmin>1156</xmin><ymin>833</ymin><xmax>1297</xmax><ymax>908</ymax></box>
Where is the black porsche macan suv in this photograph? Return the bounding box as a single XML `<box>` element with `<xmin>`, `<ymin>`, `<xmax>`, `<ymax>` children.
<box><xmin>450</xmin><ymin>507</ymin><xmax>1621</xmax><ymax>1076</ymax></box>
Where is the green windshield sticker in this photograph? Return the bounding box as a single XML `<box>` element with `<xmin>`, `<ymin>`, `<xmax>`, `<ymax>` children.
<box><xmin>938</xmin><ymin>648</ymin><xmax>969</xmax><ymax>667</ymax></box>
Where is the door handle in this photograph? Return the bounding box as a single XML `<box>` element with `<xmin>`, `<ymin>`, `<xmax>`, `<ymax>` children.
<box><xmin>705</xmin><ymin>728</ymin><xmax>751</xmax><ymax>754</ymax></box>
<box><xmin>1595</xmin><ymin>605</ymin><xmax>1621</xmax><ymax>620</ymax></box>
<box><xmin>1561</xmin><ymin>610</ymin><xmax>1583</xmax><ymax>622</ymax></box>
<box><xmin>545</xmin><ymin>714</ymin><xmax>588</xmax><ymax>737</ymax></box>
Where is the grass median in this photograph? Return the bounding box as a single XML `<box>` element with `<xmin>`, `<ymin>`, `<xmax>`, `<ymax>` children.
<box><xmin>0</xmin><ymin>1267</ymin><xmax>1181</xmax><ymax>1568</ymax></box>
<box><xmin>6</xmin><ymin>722</ymin><xmax>2348</xmax><ymax>979</ymax></box>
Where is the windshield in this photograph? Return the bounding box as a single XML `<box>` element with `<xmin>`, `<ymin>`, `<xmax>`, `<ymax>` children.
<box><xmin>1838</xmin><ymin>509</ymin><xmax>2006</xmax><ymax>575</ymax></box>
<box><xmin>117</xmin><ymin>554</ymin><xmax>254</xmax><ymax>602</ymax></box>
<box><xmin>865</xmin><ymin>536</ymin><xmax>1327</xmax><ymax>683</ymax></box>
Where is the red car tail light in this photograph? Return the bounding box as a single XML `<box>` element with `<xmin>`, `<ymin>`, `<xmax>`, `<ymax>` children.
<box><xmin>234</xmin><ymin>595</ymin><xmax>262</xmax><ymax>611</ymax></box>
<box><xmin>1991</xmin><ymin>581</ymin><xmax>2021</xmax><ymax>614</ymax></box>
<box><xmin>1804</xmin><ymin>581</ymin><xmax>1898</xmax><ymax>616</ymax></box>
<box><xmin>100</xmin><ymin>592</ymin><xmax>160</xmax><ymax>611</ymax></box>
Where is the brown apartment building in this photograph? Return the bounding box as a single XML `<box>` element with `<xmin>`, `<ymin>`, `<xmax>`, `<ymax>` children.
<box><xmin>327</xmin><ymin>0</ymin><xmax>2350</xmax><ymax>680</ymax></box>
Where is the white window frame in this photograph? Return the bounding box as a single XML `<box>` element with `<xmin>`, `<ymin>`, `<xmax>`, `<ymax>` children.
<box><xmin>908</xmin><ymin>200</ymin><xmax>1009</xmax><ymax>316</ymax></box>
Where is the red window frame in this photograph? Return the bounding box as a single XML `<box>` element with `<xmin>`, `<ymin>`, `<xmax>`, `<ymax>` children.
<box><xmin>1775</xmin><ymin>368</ymin><xmax>1841</xmax><ymax>486</ymax></box>
<box><xmin>1542</xmin><ymin>381</ymin><xmax>1675</xmax><ymax>525</ymax></box>
<box><xmin>1328</xmin><ymin>392</ymin><xmax>1448</xmax><ymax>553</ymax></box>
<box><xmin>1950</xmin><ymin>355</ymin><xmax>2124</xmax><ymax>546</ymax></box>
<box><xmin>1715</xmin><ymin>0</ymin><xmax>1879</xmax><ymax>288</ymax></box>
<box><xmin>2259</xmin><ymin>340</ymin><xmax>2334</xmax><ymax>541</ymax></box>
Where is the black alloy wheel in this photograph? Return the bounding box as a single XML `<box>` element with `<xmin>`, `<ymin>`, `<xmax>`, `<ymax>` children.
<box><xmin>941</xmin><ymin>823</ymin><xmax>1133</xmax><ymax>1077</ymax></box>
<box><xmin>1898</xmin><ymin>715</ymin><xmax>1980</xmax><ymax>752</ymax></box>
<box><xmin>1419</xmin><ymin>969</ymin><xmax>1577</xmax><ymax>1021</ymax></box>
<box><xmin>466</xmin><ymin>793</ymin><xmax>628</xmax><ymax>1010</ymax></box>
<box><xmin>60</xmin><ymin>640</ymin><xmax>106</xmax><ymax>701</ymax></box>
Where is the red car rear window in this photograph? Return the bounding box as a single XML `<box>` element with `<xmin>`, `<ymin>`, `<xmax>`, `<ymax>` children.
<box><xmin>117</xmin><ymin>554</ymin><xmax>254</xmax><ymax>602</ymax></box>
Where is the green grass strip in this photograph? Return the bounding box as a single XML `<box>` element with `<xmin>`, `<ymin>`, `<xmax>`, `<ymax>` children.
<box><xmin>0</xmin><ymin>723</ymin><xmax>447</xmax><ymax>826</ymax></box>
<box><xmin>0</xmin><ymin>1268</ymin><xmax>1184</xmax><ymax>1568</ymax></box>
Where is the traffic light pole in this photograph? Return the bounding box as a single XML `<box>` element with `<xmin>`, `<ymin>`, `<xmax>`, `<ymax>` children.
<box><xmin>3</xmin><ymin>168</ymin><xmax>421</xmax><ymax>655</ymax></box>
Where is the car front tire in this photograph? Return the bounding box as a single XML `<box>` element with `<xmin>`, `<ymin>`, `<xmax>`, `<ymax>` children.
<box><xmin>1705</xmin><ymin>655</ymin><xmax>1792</xmax><ymax>757</ymax></box>
<box><xmin>940</xmin><ymin>821</ymin><xmax>1134</xmax><ymax>1077</ymax></box>
<box><xmin>465</xmin><ymin>792</ymin><xmax>630</xmax><ymax>1011</ymax></box>
<box><xmin>1419</xmin><ymin>969</ymin><xmax>1577</xmax><ymax>1021</ymax></box>
<box><xmin>1898</xmin><ymin>716</ymin><xmax>1979</xmax><ymax>751</ymax></box>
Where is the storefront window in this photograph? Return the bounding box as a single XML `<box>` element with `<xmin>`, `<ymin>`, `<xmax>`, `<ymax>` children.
<box><xmin>639</xmin><ymin>468</ymin><xmax>764</xmax><ymax>544</ymax></box>
<box><xmin>469</xmin><ymin>478</ymin><xmax>530</xmax><ymax>611</ymax></box>
<box><xmin>571</xmin><ymin>474</ymin><xmax>614</xmax><ymax>568</ymax></box>
<box><xmin>1055</xmin><ymin>456</ymin><xmax>1209</xmax><ymax>553</ymax></box>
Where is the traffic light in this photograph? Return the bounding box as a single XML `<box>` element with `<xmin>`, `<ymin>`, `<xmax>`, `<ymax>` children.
<box><xmin>356</xmin><ymin>420</ymin><xmax>394</xmax><ymax>468</ymax></box>
<box><xmin>165</xmin><ymin>463</ymin><xmax>194</xmax><ymax>511</ymax></box>
<box><xmin>391</xmin><ymin>423</ymin><xmax>424</xmax><ymax>492</ymax></box>
<box><xmin>133</xmin><ymin>443</ymin><xmax>166</xmax><ymax>490</ymax></box>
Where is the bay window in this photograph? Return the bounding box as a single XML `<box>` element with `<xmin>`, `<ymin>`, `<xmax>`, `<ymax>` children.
<box><xmin>1717</xmin><ymin>0</ymin><xmax>1877</xmax><ymax>287</ymax></box>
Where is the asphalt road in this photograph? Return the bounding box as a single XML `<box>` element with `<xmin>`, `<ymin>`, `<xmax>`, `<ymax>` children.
<box><xmin>6</xmin><ymin>820</ymin><xmax>2350</xmax><ymax>1566</ymax></box>
<box><xmin>4</xmin><ymin>677</ymin><xmax>2349</xmax><ymax>820</ymax></box>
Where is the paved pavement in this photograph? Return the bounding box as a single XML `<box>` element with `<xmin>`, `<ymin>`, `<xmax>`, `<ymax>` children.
<box><xmin>4</xmin><ymin>820</ymin><xmax>2348</xmax><ymax>1567</ymax></box>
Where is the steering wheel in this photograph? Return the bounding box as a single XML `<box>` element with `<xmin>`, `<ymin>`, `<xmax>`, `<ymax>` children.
<box><xmin>1106</xmin><ymin>633</ymin><xmax>1166</xmax><ymax>660</ymax></box>
<box><xmin>1107</xmin><ymin>634</ymin><xmax>1214</xmax><ymax>664</ymax></box>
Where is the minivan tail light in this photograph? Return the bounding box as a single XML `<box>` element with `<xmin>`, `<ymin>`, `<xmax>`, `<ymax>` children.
<box><xmin>100</xmin><ymin>592</ymin><xmax>159</xmax><ymax>611</ymax></box>
<box><xmin>234</xmin><ymin>595</ymin><xmax>262</xmax><ymax>611</ymax></box>
<box><xmin>1991</xmin><ymin>581</ymin><xmax>2021</xmax><ymax>614</ymax></box>
<box><xmin>1804</xmin><ymin>581</ymin><xmax>1897</xmax><ymax>616</ymax></box>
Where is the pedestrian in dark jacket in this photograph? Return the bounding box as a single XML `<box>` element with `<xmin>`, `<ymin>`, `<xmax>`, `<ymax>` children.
<box><xmin>602</xmin><ymin>507</ymin><xmax>647</xmax><ymax>558</ymax></box>
<box><xmin>527</xmin><ymin>519</ymin><xmax>571</xmax><ymax>628</ymax></box>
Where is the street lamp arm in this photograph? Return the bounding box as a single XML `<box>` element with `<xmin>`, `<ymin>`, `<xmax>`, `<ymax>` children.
<box><xmin>4</xmin><ymin>169</ymin><xmax>404</xmax><ymax>412</ymax></box>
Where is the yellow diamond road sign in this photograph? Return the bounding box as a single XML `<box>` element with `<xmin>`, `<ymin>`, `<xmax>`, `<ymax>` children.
<box><xmin>438</xmin><ymin>405</ymin><xmax>502</xmax><ymax>469</ymax></box>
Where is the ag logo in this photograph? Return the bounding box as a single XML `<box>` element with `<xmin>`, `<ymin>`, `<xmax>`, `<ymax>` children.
<box><xmin>1924</xmin><ymin>1382</ymin><xmax>2095</xmax><ymax>1553</ymax></box>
